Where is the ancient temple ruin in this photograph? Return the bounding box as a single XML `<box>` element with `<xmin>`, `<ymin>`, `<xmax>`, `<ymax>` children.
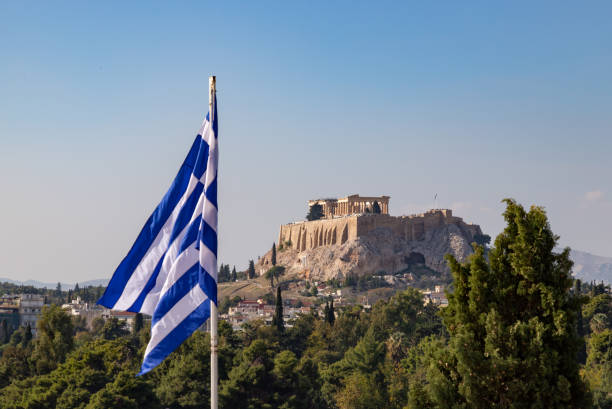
<box><xmin>308</xmin><ymin>194</ymin><xmax>390</xmax><ymax>218</ymax></box>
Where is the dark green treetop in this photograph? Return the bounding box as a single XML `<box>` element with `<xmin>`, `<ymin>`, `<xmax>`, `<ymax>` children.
<box><xmin>427</xmin><ymin>199</ymin><xmax>590</xmax><ymax>408</ymax></box>
<box><xmin>273</xmin><ymin>286</ymin><xmax>284</xmax><ymax>333</ymax></box>
<box><xmin>372</xmin><ymin>201</ymin><xmax>381</xmax><ymax>214</ymax></box>
<box><xmin>248</xmin><ymin>260</ymin><xmax>256</xmax><ymax>279</ymax></box>
<box><xmin>306</xmin><ymin>203</ymin><xmax>324</xmax><ymax>221</ymax></box>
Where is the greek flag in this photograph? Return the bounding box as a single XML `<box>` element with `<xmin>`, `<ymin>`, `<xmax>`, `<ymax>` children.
<box><xmin>98</xmin><ymin>98</ymin><xmax>218</xmax><ymax>375</ymax></box>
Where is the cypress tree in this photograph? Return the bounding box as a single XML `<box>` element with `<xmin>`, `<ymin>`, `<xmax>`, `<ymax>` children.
<box><xmin>134</xmin><ymin>313</ymin><xmax>144</xmax><ymax>333</ymax></box>
<box><xmin>323</xmin><ymin>301</ymin><xmax>330</xmax><ymax>323</ymax></box>
<box><xmin>428</xmin><ymin>199</ymin><xmax>590</xmax><ymax>408</ymax></box>
<box><xmin>372</xmin><ymin>201</ymin><xmax>381</xmax><ymax>214</ymax></box>
<box><xmin>231</xmin><ymin>266</ymin><xmax>237</xmax><ymax>282</ymax></box>
<box><xmin>272</xmin><ymin>286</ymin><xmax>284</xmax><ymax>332</ymax></box>
<box><xmin>24</xmin><ymin>323</ymin><xmax>32</xmax><ymax>345</ymax></box>
<box><xmin>248</xmin><ymin>260</ymin><xmax>256</xmax><ymax>279</ymax></box>
<box><xmin>328</xmin><ymin>298</ymin><xmax>335</xmax><ymax>325</ymax></box>
<box><xmin>574</xmin><ymin>279</ymin><xmax>587</xmax><ymax>364</ymax></box>
<box><xmin>1</xmin><ymin>320</ymin><xmax>7</xmax><ymax>344</ymax></box>
<box><xmin>271</xmin><ymin>243</ymin><xmax>277</xmax><ymax>266</ymax></box>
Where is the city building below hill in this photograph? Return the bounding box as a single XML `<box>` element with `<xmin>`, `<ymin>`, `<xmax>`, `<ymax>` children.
<box><xmin>62</xmin><ymin>296</ymin><xmax>105</xmax><ymax>325</ymax></box>
<box><xmin>221</xmin><ymin>299</ymin><xmax>312</xmax><ymax>330</ymax></box>
<box><xmin>421</xmin><ymin>285</ymin><xmax>448</xmax><ymax>307</ymax></box>
<box><xmin>102</xmin><ymin>310</ymin><xmax>138</xmax><ymax>331</ymax></box>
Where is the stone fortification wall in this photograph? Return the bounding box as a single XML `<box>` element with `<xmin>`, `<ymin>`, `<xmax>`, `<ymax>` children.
<box><xmin>278</xmin><ymin>217</ymin><xmax>359</xmax><ymax>252</ymax></box>
<box><xmin>278</xmin><ymin>209</ymin><xmax>481</xmax><ymax>253</ymax></box>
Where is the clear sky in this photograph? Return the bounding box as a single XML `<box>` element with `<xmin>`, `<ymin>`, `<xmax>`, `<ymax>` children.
<box><xmin>1</xmin><ymin>1</ymin><xmax>611</xmax><ymax>283</ymax></box>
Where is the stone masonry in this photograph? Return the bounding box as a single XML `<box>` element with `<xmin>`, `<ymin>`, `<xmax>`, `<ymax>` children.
<box><xmin>279</xmin><ymin>207</ymin><xmax>482</xmax><ymax>253</ymax></box>
<box><xmin>308</xmin><ymin>194</ymin><xmax>390</xmax><ymax>218</ymax></box>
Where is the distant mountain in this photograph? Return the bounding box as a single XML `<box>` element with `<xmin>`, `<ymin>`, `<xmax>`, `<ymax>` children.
<box><xmin>569</xmin><ymin>250</ymin><xmax>612</xmax><ymax>284</ymax></box>
<box><xmin>0</xmin><ymin>278</ymin><xmax>108</xmax><ymax>290</ymax></box>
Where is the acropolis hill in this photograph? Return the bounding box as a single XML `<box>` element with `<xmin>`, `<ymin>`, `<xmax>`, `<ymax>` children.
<box><xmin>257</xmin><ymin>194</ymin><xmax>484</xmax><ymax>281</ymax></box>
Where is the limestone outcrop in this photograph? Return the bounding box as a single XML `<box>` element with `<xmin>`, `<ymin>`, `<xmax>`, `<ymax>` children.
<box><xmin>256</xmin><ymin>219</ymin><xmax>479</xmax><ymax>282</ymax></box>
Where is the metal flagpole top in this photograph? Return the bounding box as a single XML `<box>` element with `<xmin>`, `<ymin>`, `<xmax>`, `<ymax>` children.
<box><xmin>209</xmin><ymin>76</ymin><xmax>216</xmax><ymax>123</ymax></box>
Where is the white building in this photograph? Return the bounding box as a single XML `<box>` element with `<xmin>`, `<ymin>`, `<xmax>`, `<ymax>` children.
<box><xmin>421</xmin><ymin>285</ymin><xmax>448</xmax><ymax>307</ymax></box>
<box><xmin>19</xmin><ymin>294</ymin><xmax>45</xmax><ymax>335</ymax></box>
<box><xmin>224</xmin><ymin>299</ymin><xmax>312</xmax><ymax>330</ymax></box>
<box><xmin>62</xmin><ymin>296</ymin><xmax>104</xmax><ymax>326</ymax></box>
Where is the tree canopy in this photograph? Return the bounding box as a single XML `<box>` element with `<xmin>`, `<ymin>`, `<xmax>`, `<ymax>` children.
<box><xmin>424</xmin><ymin>199</ymin><xmax>590</xmax><ymax>408</ymax></box>
<box><xmin>306</xmin><ymin>203</ymin><xmax>324</xmax><ymax>221</ymax></box>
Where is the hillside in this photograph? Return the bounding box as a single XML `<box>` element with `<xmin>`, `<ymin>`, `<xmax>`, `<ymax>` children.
<box><xmin>570</xmin><ymin>249</ymin><xmax>612</xmax><ymax>284</ymax></box>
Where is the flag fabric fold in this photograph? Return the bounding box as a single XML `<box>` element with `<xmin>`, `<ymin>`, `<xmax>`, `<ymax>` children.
<box><xmin>98</xmin><ymin>99</ymin><xmax>218</xmax><ymax>375</ymax></box>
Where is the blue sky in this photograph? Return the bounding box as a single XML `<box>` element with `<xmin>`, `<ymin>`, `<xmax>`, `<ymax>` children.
<box><xmin>1</xmin><ymin>1</ymin><xmax>611</xmax><ymax>283</ymax></box>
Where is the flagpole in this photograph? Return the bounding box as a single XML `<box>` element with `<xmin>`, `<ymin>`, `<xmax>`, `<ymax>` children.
<box><xmin>209</xmin><ymin>75</ymin><xmax>218</xmax><ymax>409</ymax></box>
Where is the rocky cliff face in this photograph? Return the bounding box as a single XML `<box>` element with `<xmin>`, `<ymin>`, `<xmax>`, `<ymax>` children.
<box><xmin>256</xmin><ymin>223</ymin><xmax>476</xmax><ymax>281</ymax></box>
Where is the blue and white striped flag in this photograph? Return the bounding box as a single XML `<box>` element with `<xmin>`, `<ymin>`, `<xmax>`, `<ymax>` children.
<box><xmin>98</xmin><ymin>98</ymin><xmax>218</xmax><ymax>375</ymax></box>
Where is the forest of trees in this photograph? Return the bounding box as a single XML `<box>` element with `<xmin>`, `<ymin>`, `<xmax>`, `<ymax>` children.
<box><xmin>0</xmin><ymin>200</ymin><xmax>610</xmax><ymax>408</ymax></box>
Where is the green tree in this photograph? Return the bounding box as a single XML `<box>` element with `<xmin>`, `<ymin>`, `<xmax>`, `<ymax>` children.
<box><xmin>55</xmin><ymin>282</ymin><xmax>62</xmax><ymax>298</ymax></box>
<box><xmin>584</xmin><ymin>293</ymin><xmax>612</xmax><ymax>329</ymax></box>
<box><xmin>31</xmin><ymin>304</ymin><xmax>75</xmax><ymax>374</ymax></box>
<box><xmin>372</xmin><ymin>201</ymin><xmax>381</xmax><ymax>214</ymax></box>
<box><xmin>100</xmin><ymin>318</ymin><xmax>129</xmax><ymax>340</ymax></box>
<box><xmin>368</xmin><ymin>287</ymin><xmax>429</xmax><ymax>343</ymax></box>
<box><xmin>406</xmin><ymin>382</ymin><xmax>434</xmax><ymax>409</ymax></box>
<box><xmin>427</xmin><ymin>199</ymin><xmax>590</xmax><ymax>408</ymax></box>
<box><xmin>85</xmin><ymin>370</ymin><xmax>158</xmax><ymax>409</ymax></box>
<box><xmin>264</xmin><ymin>265</ymin><xmax>285</xmax><ymax>289</ymax></box>
<box><xmin>591</xmin><ymin>313</ymin><xmax>610</xmax><ymax>334</ymax></box>
<box><xmin>248</xmin><ymin>260</ymin><xmax>256</xmax><ymax>279</ymax></box>
<box><xmin>154</xmin><ymin>331</ymin><xmax>217</xmax><ymax>408</ymax></box>
<box><xmin>473</xmin><ymin>233</ymin><xmax>491</xmax><ymax>246</ymax></box>
<box><xmin>1</xmin><ymin>320</ymin><xmax>8</xmax><ymax>344</ymax></box>
<box><xmin>335</xmin><ymin>372</ymin><xmax>386</xmax><ymax>409</ymax></box>
<box><xmin>218</xmin><ymin>264</ymin><xmax>231</xmax><ymax>283</ymax></box>
<box><xmin>575</xmin><ymin>279</ymin><xmax>587</xmax><ymax>364</ymax></box>
<box><xmin>91</xmin><ymin>316</ymin><xmax>106</xmax><ymax>336</ymax></box>
<box><xmin>71</xmin><ymin>315</ymin><xmax>88</xmax><ymax>336</ymax></box>
<box><xmin>0</xmin><ymin>345</ymin><xmax>32</xmax><ymax>388</ymax></box>
<box><xmin>273</xmin><ymin>286</ymin><xmax>284</xmax><ymax>333</ymax></box>
<box><xmin>271</xmin><ymin>243</ymin><xmax>277</xmax><ymax>266</ymax></box>
<box><xmin>327</xmin><ymin>330</ymin><xmax>387</xmax><ymax>408</ymax></box>
<box><xmin>231</xmin><ymin>266</ymin><xmax>237</xmax><ymax>282</ymax></box>
<box><xmin>219</xmin><ymin>339</ymin><xmax>276</xmax><ymax>407</ymax></box>
<box><xmin>0</xmin><ymin>338</ymin><xmax>158</xmax><ymax>409</ymax></box>
<box><xmin>583</xmin><ymin>329</ymin><xmax>612</xmax><ymax>408</ymax></box>
<box><xmin>306</xmin><ymin>203</ymin><xmax>324</xmax><ymax>221</ymax></box>
<box><xmin>134</xmin><ymin>313</ymin><xmax>144</xmax><ymax>333</ymax></box>
<box><xmin>24</xmin><ymin>323</ymin><xmax>32</xmax><ymax>345</ymax></box>
<box><xmin>326</xmin><ymin>298</ymin><xmax>335</xmax><ymax>325</ymax></box>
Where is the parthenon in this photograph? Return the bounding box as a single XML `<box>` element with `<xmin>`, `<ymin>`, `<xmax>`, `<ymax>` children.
<box><xmin>308</xmin><ymin>194</ymin><xmax>390</xmax><ymax>218</ymax></box>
